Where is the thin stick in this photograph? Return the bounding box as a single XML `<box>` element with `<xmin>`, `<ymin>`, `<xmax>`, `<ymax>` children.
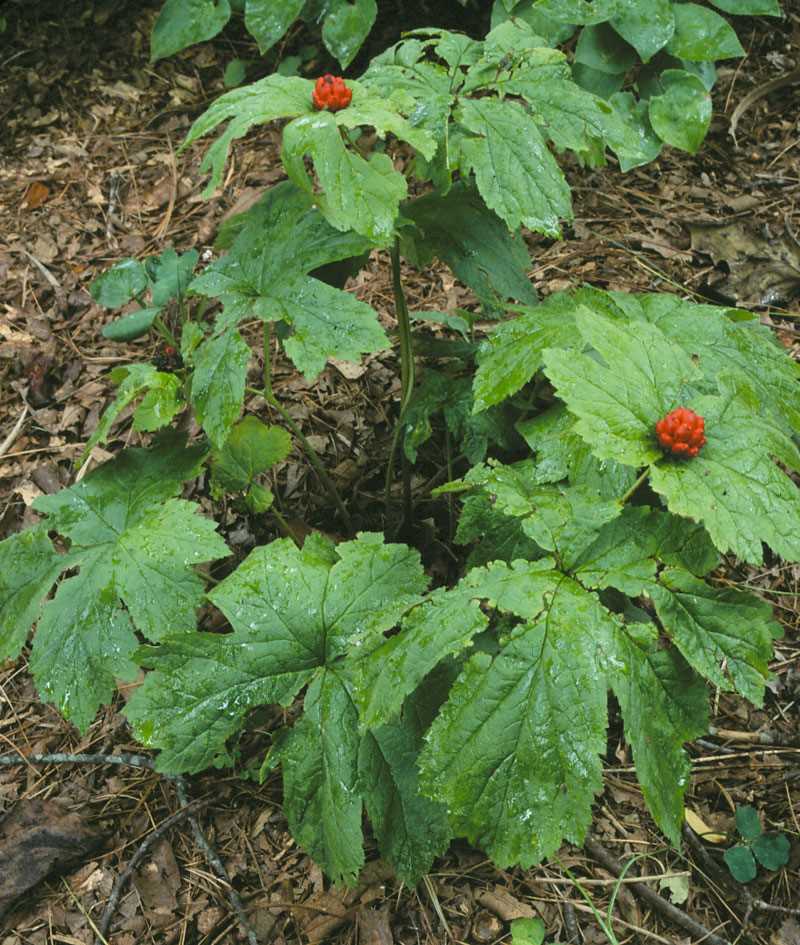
<box><xmin>585</xmin><ymin>838</ymin><xmax>732</xmax><ymax>945</ymax></box>
<box><xmin>620</xmin><ymin>468</ymin><xmax>649</xmax><ymax>505</ymax></box>
<box><xmin>384</xmin><ymin>239</ymin><xmax>416</xmax><ymax>526</ymax></box>
<box><xmin>0</xmin><ymin>404</ymin><xmax>29</xmax><ymax>459</ymax></box>
<box><xmin>0</xmin><ymin>751</ymin><xmax>155</xmax><ymax>770</ymax></box>
<box><xmin>95</xmin><ymin>800</ymin><xmax>205</xmax><ymax>943</ymax></box>
<box><xmin>174</xmin><ymin>778</ymin><xmax>258</xmax><ymax>945</ymax></box>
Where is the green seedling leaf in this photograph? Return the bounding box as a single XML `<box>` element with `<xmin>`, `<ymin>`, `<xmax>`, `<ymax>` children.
<box><xmin>150</xmin><ymin>247</ymin><xmax>200</xmax><ymax>306</ymax></box>
<box><xmin>210</xmin><ymin>416</ymin><xmax>292</xmax><ymax>495</ymax></box>
<box><xmin>91</xmin><ymin>258</ymin><xmax>148</xmax><ymax>308</ymax></box>
<box><xmin>648</xmin><ymin>69</ymin><xmax>712</xmax><ymax>153</ymax></box>
<box><xmin>735</xmin><ymin>805</ymin><xmax>762</xmax><ymax>841</ymax></box>
<box><xmin>151</xmin><ymin>0</ymin><xmax>231</xmax><ymax>61</ymax></box>
<box><xmin>609</xmin><ymin>92</ymin><xmax>663</xmax><ymax>170</ymax></box>
<box><xmin>752</xmin><ymin>832</ymin><xmax>790</xmax><ymax>871</ymax></box>
<box><xmin>0</xmin><ymin>438</ymin><xmax>228</xmax><ymax>731</ymax></box>
<box><xmin>223</xmin><ymin>57</ymin><xmax>247</xmax><ymax>88</ymax></box>
<box><xmin>244</xmin><ymin>0</ymin><xmax>304</xmax><ymax>53</ymax></box>
<box><xmin>491</xmin><ymin>1</ymin><xmax>576</xmax><ymax>46</ymax></box>
<box><xmin>87</xmin><ymin>364</ymin><xmax>183</xmax><ymax>452</ymax></box>
<box><xmin>666</xmin><ymin>3</ymin><xmax>745</xmax><ymax>61</ymax></box>
<box><xmin>510</xmin><ymin>917</ymin><xmax>546</xmax><ymax>945</ymax></box>
<box><xmin>724</xmin><ymin>845</ymin><xmax>757</xmax><ymax>883</ymax></box>
<box><xmin>101</xmin><ymin>306</ymin><xmax>162</xmax><ymax>342</ymax></box>
<box><xmin>244</xmin><ymin>483</ymin><xmax>274</xmax><ymax>513</ymax></box>
<box><xmin>189</xmin><ymin>182</ymin><xmax>387</xmax><ymax>381</ymax></box>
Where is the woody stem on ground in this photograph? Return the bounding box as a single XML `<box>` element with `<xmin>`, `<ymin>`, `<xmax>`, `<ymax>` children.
<box><xmin>384</xmin><ymin>238</ymin><xmax>415</xmax><ymax>524</ymax></box>
<box><xmin>258</xmin><ymin>323</ymin><xmax>353</xmax><ymax>535</ymax></box>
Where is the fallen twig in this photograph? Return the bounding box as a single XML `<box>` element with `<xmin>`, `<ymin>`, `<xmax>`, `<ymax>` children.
<box><xmin>0</xmin><ymin>404</ymin><xmax>29</xmax><ymax>459</ymax></box>
<box><xmin>95</xmin><ymin>799</ymin><xmax>206</xmax><ymax>943</ymax></box>
<box><xmin>0</xmin><ymin>751</ymin><xmax>155</xmax><ymax>770</ymax></box>
<box><xmin>174</xmin><ymin>778</ymin><xmax>259</xmax><ymax>945</ymax></box>
<box><xmin>729</xmin><ymin>67</ymin><xmax>800</xmax><ymax>145</ymax></box>
<box><xmin>585</xmin><ymin>837</ymin><xmax>732</xmax><ymax>945</ymax></box>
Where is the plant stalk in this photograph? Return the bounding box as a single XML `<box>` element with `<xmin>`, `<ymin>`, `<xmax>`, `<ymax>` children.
<box><xmin>620</xmin><ymin>468</ymin><xmax>649</xmax><ymax>505</ymax></box>
<box><xmin>384</xmin><ymin>238</ymin><xmax>416</xmax><ymax>524</ymax></box>
<box><xmin>259</xmin><ymin>324</ymin><xmax>353</xmax><ymax>535</ymax></box>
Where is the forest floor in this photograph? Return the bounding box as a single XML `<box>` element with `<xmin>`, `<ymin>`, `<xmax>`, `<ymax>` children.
<box><xmin>1</xmin><ymin>2</ymin><xmax>799</xmax><ymax>944</ymax></box>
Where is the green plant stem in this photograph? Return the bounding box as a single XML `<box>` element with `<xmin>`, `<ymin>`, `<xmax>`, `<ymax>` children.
<box><xmin>621</xmin><ymin>468</ymin><xmax>649</xmax><ymax>505</ymax></box>
<box><xmin>258</xmin><ymin>324</ymin><xmax>353</xmax><ymax>535</ymax></box>
<box><xmin>270</xmin><ymin>505</ymin><xmax>301</xmax><ymax>549</ymax></box>
<box><xmin>384</xmin><ymin>239</ymin><xmax>416</xmax><ymax>524</ymax></box>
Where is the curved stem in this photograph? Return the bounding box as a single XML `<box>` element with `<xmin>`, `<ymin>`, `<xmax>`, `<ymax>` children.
<box><xmin>259</xmin><ymin>324</ymin><xmax>353</xmax><ymax>535</ymax></box>
<box><xmin>621</xmin><ymin>468</ymin><xmax>649</xmax><ymax>505</ymax></box>
<box><xmin>384</xmin><ymin>239</ymin><xmax>416</xmax><ymax>523</ymax></box>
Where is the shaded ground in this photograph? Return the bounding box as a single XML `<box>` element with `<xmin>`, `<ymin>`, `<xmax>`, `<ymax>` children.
<box><xmin>1</xmin><ymin>2</ymin><xmax>799</xmax><ymax>944</ymax></box>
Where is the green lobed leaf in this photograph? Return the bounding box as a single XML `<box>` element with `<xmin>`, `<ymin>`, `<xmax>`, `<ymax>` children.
<box><xmin>609</xmin><ymin>91</ymin><xmax>663</xmax><ymax>170</ymax></box>
<box><xmin>752</xmin><ymin>833</ymin><xmax>790</xmax><ymax>870</ymax></box>
<box><xmin>0</xmin><ymin>527</ymin><xmax>70</xmax><ymax>661</ymax></box>
<box><xmin>244</xmin><ymin>0</ymin><xmax>304</xmax><ymax>53</ymax></box>
<box><xmin>190</xmin><ymin>182</ymin><xmax>387</xmax><ymax>379</ymax></box>
<box><xmin>87</xmin><ymin>364</ymin><xmax>183</xmax><ymax>453</ymax></box>
<box><xmin>609</xmin><ymin>623</ymin><xmax>708</xmax><ymax>844</ymax></box>
<box><xmin>542</xmin><ymin>307</ymin><xmax>699</xmax><ymax>467</ymax></box>
<box><xmin>455</xmin><ymin>493</ymin><xmax>545</xmax><ymax>569</ymax></box>
<box><xmin>90</xmin><ymin>258</ymin><xmax>147</xmax><ymax>309</ymax></box>
<box><xmin>735</xmin><ymin>805</ymin><xmax>762</xmax><ymax>840</ymax></box>
<box><xmin>530</xmin><ymin>0</ymin><xmax>624</xmax><ymax>23</ymax></box>
<box><xmin>210</xmin><ymin>416</ymin><xmax>292</xmax><ymax>495</ymax></box>
<box><xmin>649</xmin><ymin>567</ymin><xmax>779</xmax><ymax>704</ymax></box>
<box><xmin>420</xmin><ymin>576</ymin><xmax>616</xmax><ymax>867</ymax></box>
<box><xmin>666</xmin><ymin>3</ymin><xmax>745</xmax><ymax>61</ymax></box>
<box><xmin>648</xmin><ymin>69</ymin><xmax>712</xmax><ymax>153</ymax></box>
<box><xmin>648</xmin><ymin>389</ymin><xmax>800</xmax><ymax>565</ymax></box>
<box><xmin>351</xmin><ymin>587</ymin><xmax>488</xmax><ymax>728</ymax></box>
<box><xmin>182</xmin><ymin>74</ymin><xmax>311</xmax><ymax>196</ymax></box>
<box><xmin>30</xmin><ymin>557</ymin><xmax>139</xmax><ymax>733</ymax></box>
<box><xmin>275</xmin><ymin>669</ymin><xmax>364</xmax><ymax>885</ymax></box>
<box><xmin>282</xmin><ymin>110</ymin><xmax>407</xmax><ymax>245</ymax></box>
<box><xmin>724</xmin><ymin>845</ymin><xmax>757</xmax><ymax>883</ymax></box>
<box><xmin>359</xmin><ymin>712</ymin><xmax>452</xmax><ymax>885</ymax></box>
<box><xmin>472</xmin><ymin>293</ymin><xmax>583</xmax><ymax>412</ymax></box>
<box><xmin>490</xmin><ymin>1</ymin><xmax>576</xmax><ymax>46</ymax></box>
<box><xmin>401</xmin><ymin>182</ymin><xmax>538</xmax><ymax>311</ymax></box>
<box><xmin>151</xmin><ymin>0</ymin><xmax>231</xmax><ymax>62</ymax></box>
<box><xmin>457</xmin><ymin>97</ymin><xmax>572</xmax><ymax>236</ymax></box>
<box><xmin>189</xmin><ymin>328</ymin><xmax>250</xmax><ymax>449</ymax></box>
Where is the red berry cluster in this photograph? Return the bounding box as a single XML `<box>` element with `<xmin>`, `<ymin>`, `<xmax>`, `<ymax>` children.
<box><xmin>312</xmin><ymin>74</ymin><xmax>352</xmax><ymax>111</ymax></box>
<box><xmin>655</xmin><ymin>407</ymin><xmax>707</xmax><ymax>458</ymax></box>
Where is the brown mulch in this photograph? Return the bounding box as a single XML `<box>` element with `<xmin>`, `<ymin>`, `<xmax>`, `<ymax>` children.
<box><xmin>1</xmin><ymin>2</ymin><xmax>799</xmax><ymax>944</ymax></box>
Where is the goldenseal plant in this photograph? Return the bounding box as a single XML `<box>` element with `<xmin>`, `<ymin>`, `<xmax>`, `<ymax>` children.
<box><xmin>1</xmin><ymin>13</ymin><xmax>796</xmax><ymax>889</ymax></box>
<box><xmin>3</xmin><ymin>286</ymin><xmax>798</xmax><ymax>885</ymax></box>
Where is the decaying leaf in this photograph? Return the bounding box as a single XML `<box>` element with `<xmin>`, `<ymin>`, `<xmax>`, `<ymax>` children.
<box><xmin>0</xmin><ymin>798</ymin><xmax>104</xmax><ymax>921</ymax></box>
<box><xmin>689</xmin><ymin>220</ymin><xmax>800</xmax><ymax>308</ymax></box>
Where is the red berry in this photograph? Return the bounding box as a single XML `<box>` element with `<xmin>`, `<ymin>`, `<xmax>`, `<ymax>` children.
<box><xmin>655</xmin><ymin>407</ymin><xmax>707</xmax><ymax>459</ymax></box>
<box><xmin>312</xmin><ymin>74</ymin><xmax>352</xmax><ymax>112</ymax></box>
